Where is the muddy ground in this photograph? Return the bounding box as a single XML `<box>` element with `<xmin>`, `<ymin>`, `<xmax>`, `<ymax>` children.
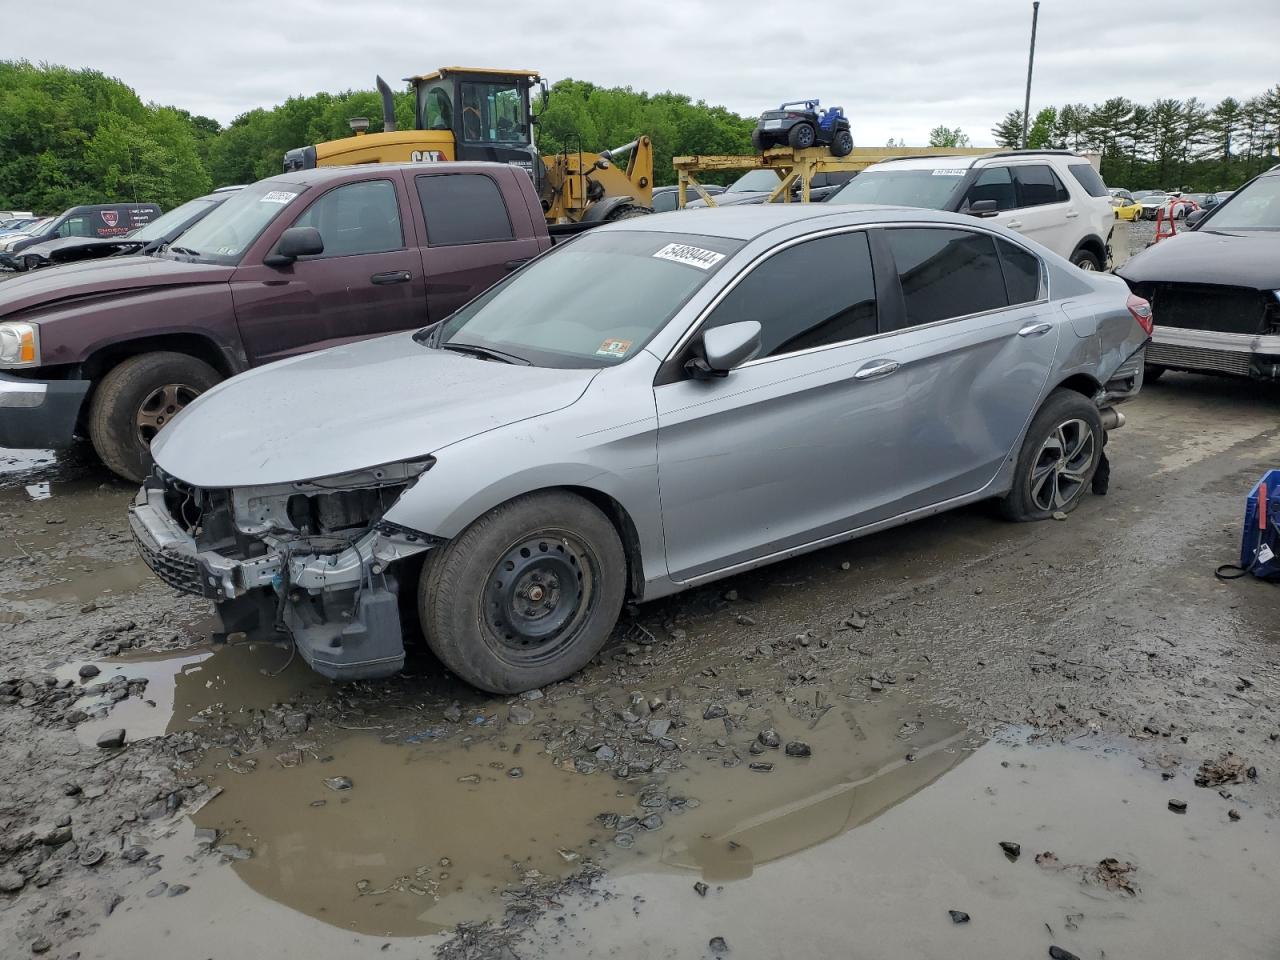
<box><xmin>1</xmin><ymin>366</ymin><xmax>1279</xmax><ymax>959</ymax></box>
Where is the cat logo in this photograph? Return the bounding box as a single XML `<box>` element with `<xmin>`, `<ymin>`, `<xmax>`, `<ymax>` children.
<box><xmin>409</xmin><ymin>150</ymin><xmax>445</xmax><ymax>163</ymax></box>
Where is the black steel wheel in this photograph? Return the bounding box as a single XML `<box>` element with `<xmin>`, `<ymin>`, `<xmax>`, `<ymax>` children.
<box><xmin>419</xmin><ymin>491</ymin><xmax>626</xmax><ymax>693</ymax></box>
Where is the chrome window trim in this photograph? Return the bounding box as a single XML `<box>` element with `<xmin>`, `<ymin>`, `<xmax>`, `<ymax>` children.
<box><xmin>659</xmin><ymin>220</ymin><xmax>1049</xmax><ymax>372</ymax></box>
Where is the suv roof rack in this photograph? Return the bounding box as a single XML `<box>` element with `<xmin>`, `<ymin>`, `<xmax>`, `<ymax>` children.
<box><xmin>979</xmin><ymin>149</ymin><xmax>1087</xmax><ymax>160</ymax></box>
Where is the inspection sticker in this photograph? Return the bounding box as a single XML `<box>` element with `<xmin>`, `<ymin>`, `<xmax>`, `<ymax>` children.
<box><xmin>259</xmin><ymin>190</ymin><xmax>298</xmax><ymax>204</ymax></box>
<box><xmin>652</xmin><ymin>242</ymin><xmax>725</xmax><ymax>270</ymax></box>
<box><xmin>930</xmin><ymin>169</ymin><xmax>968</xmax><ymax>177</ymax></box>
<box><xmin>595</xmin><ymin>338</ymin><xmax>633</xmax><ymax>358</ymax></box>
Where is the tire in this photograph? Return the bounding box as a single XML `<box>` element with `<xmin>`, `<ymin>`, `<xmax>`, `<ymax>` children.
<box><xmin>751</xmin><ymin>129</ymin><xmax>767</xmax><ymax>151</ymax></box>
<box><xmin>418</xmin><ymin>490</ymin><xmax>627</xmax><ymax>694</ymax></box>
<box><xmin>831</xmin><ymin>130</ymin><xmax>854</xmax><ymax>157</ymax></box>
<box><xmin>998</xmin><ymin>390</ymin><xmax>1104</xmax><ymax>522</ymax></box>
<box><xmin>88</xmin><ymin>352</ymin><xmax>221</xmax><ymax>483</ymax></box>
<box><xmin>788</xmin><ymin>123</ymin><xmax>816</xmax><ymax>150</ymax></box>
<box><xmin>603</xmin><ymin>203</ymin><xmax>653</xmax><ymax>222</ymax></box>
<box><xmin>1070</xmin><ymin>249</ymin><xmax>1102</xmax><ymax>271</ymax></box>
<box><xmin>1144</xmin><ymin>364</ymin><xmax>1166</xmax><ymax>382</ymax></box>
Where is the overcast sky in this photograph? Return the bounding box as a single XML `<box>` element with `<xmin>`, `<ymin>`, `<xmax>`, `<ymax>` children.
<box><xmin>7</xmin><ymin>0</ymin><xmax>1279</xmax><ymax>146</ymax></box>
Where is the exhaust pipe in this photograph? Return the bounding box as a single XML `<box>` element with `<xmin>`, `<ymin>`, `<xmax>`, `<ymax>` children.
<box><xmin>376</xmin><ymin>75</ymin><xmax>397</xmax><ymax>133</ymax></box>
<box><xmin>1100</xmin><ymin>407</ymin><xmax>1126</xmax><ymax>430</ymax></box>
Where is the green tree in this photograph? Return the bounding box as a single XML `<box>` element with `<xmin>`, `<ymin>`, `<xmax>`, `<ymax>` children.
<box><xmin>928</xmin><ymin>125</ymin><xmax>970</xmax><ymax>147</ymax></box>
<box><xmin>1026</xmin><ymin>107</ymin><xmax>1058</xmax><ymax>148</ymax></box>
<box><xmin>991</xmin><ymin>111</ymin><xmax>1024</xmax><ymax>148</ymax></box>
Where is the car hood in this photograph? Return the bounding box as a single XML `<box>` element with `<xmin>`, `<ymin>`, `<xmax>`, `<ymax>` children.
<box><xmin>23</xmin><ymin>236</ymin><xmax>143</xmax><ymax>261</ymax></box>
<box><xmin>152</xmin><ymin>331</ymin><xmax>599</xmax><ymax>488</ymax></box>
<box><xmin>0</xmin><ymin>255</ymin><xmax>234</xmax><ymax>318</ymax></box>
<box><xmin>1116</xmin><ymin>229</ymin><xmax>1280</xmax><ymax>290</ymax></box>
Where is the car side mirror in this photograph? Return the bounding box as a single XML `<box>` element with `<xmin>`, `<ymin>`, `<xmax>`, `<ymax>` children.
<box><xmin>265</xmin><ymin>226</ymin><xmax>324</xmax><ymax>267</ymax></box>
<box><xmin>687</xmin><ymin>321</ymin><xmax>762</xmax><ymax>379</ymax></box>
<box><xmin>967</xmin><ymin>199</ymin><xmax>999</xmax><ymax>218</ymax></box>
<box><xmin>1185</xmin><ymin>208</ymin><xmax>1207</xmax><ymax>228</ymax></box>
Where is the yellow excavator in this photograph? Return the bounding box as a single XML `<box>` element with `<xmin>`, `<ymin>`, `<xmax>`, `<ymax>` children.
<box><xmin>284</xmin><ymin>68</ymin><xmax>653</xmax><ymax>224</ymax></box>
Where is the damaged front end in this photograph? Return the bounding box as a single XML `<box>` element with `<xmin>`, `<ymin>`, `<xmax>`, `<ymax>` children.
<box><xmin>128</xmin><ymin>459</ymin><xmax>438</xmax><ymax>680</ymax></box>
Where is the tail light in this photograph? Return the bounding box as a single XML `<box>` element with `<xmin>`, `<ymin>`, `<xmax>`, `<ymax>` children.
<box><xmin>1127</xmin><ymin>293</ymin><xmax>1153</xmax><ymax>336</ymax></box>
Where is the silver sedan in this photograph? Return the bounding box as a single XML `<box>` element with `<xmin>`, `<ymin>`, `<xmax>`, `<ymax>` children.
<box><xmin>130</xmin><ymin>205</ymin><xmax>1151</xmax><ymax>693</ymax></box>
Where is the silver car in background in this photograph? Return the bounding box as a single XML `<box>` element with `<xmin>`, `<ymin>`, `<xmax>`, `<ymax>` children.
<box><xmin>129</xmin><ymin>206</ymin><xmax>1151</xmax><ymax>693</ymax></box>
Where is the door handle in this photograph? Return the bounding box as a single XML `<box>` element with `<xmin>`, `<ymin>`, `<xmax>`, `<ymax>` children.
<box><xmin>1017</xmin><ymin>321</ymin><xmax>1054</xmax><ymax>337</ymax></box>
<box><xmin>853</xmin><ymin>359</ymin><xmax>900</xmax><ymax>381</ymax></box>
<box><xmin>370</xmin><ymin>270</ymin><xmax>411</xmax><ymax>285</ymax></box>
<box><xmin>1006</xmin><ymin>219</ymin><xmax>1023</xmax><ymax>228</ymax></box>
<box><xmin>505</xmin><ymin>258</ymin><xmax>531</xmax><ymax>272</ymax></box>
<box><xmin>1065</xmin><ymin>210</ymin><xmax>1080</xmax><ymax>219</ymax></box>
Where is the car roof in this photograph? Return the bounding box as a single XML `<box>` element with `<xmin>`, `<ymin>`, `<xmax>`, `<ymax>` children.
<box><xmin>261</xmin><ymin>162</ymin><xmax>513</xmax><ymax>189</ymax></box>
<box><xmin>602</xmin><ymin>203</ymin><xmax>982</xmax><ymax>241</ymax></box>
<box><xmin>868</xmin><ymin>150</ymin><xmax>1093</xmax><ymax>172</ymax></box>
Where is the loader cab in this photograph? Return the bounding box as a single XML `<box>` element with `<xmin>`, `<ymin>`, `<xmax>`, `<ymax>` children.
<box><xmin>411</xmin><ymin>68</ymin><xmax>543</xmax><ymax>179</ymax></box>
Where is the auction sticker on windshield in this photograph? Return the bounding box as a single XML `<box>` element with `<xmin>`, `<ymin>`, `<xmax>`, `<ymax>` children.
<box><xmin>595</xmin><ymin>338</ymin><xmax>632</xmax><ymax>358</ymax></box>
<box><xmin>653</xmin><ymin>243</ymin><xmax>725</xmax><ymax>270</ymax></box>
<box><xmin>260</xmin><ymin>191</ymin><xmax>298</xmax><ymax>204</ymax></box>
<box><xmin>931</xmin><ymin>169</ymin><xmax>968</xmax><ymax>177</ymax></box>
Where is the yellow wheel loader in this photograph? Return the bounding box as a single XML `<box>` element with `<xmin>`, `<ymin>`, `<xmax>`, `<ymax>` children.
<box><xmin>284</xmin><ymin>68</ymin><xmax>653</xmax><ymax>224</ymax></box>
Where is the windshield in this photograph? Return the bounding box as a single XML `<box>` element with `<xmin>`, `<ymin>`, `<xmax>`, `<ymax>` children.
<box><xmin>435</xmin><ymin>230</ymin><xmax>743</xmax><ymax>368</ymax></box>
<box><xmin>1203</xmin><ymin>176</ymin><xmax>1280</xmax><ymax>231</ymax></box>
<box><xmin>828</xmin><ymin>168</ymin><xmax>967</xmax><ymax>208</ymax></box>
<box><xmin>165</xmin><ymin>181</ymin><xmax>306</xmax><ymax>264</ymax></box>
<box><xmin>727</xmin><ymin>170</ymin><xmax>783</xmax><ymax>193</ymax></box>
<box><xmin>130</xmin><ymin>197</ymin><xmax>218</xmax><ymax>243</ymax></box>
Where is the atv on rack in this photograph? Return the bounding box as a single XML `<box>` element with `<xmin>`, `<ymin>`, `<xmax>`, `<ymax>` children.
<box><xmin>752</xmin><ymin>100</ymin><xmax>854</xmax><ymax>157</ymax></box>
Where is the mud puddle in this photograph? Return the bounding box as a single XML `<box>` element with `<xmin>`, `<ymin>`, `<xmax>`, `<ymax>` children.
<box><xmin>58</xmin><ymin>641</ymin><xmax>328</xmax><ymax>747</ymax></box>
<box><xmin>544</xmin><ymin>732</ymin><xmax>1280</xmax><ymax>960</ymax></box>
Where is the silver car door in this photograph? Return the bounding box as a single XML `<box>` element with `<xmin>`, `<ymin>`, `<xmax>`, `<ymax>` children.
<box><xmin>874</xmin><ymin>226</ymin><xmax>1060</xmax><ymax>511</ymax></box>
<box><xmin>654</xmin><ymin>230</ymin><xmax>908</xmax><ymax>584</ymax></box>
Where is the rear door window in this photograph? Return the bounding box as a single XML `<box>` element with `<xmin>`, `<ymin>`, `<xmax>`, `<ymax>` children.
<box><xmin>416</xmin><ymin>173</ymin><xmax>515</xmax><ymax>245</ymax></box>
<box><xmin>1014</xmin><ymin>165</ymin><xmax>1071</xmax><ymax>207</ymax></box>
<box><xmin>292</xmin><ymin>180</ymin><xmax>404</xmax><ymax>257</ymax></box>
<box><xmin>963</xmin><ymin>166</ymin><xmax>1017</xmax><ymax>211</ymax></box>
<box><xmin>701</xmin><ymin>231</ymin><xmax>877</xmax><ymax>357</ymax></box>
<box><xmin>995</xmin><ymin>238</ymin><xmax>1043</xmax><ymax>304</ymax></box>
<box><xmin>883</xmin><ymin>228</ymin><xmax>1008</xmax><ymax>329</ymax></box>
<box><xmin>1067</xmin><ymin>164</ymin><xmax>1108</xmax><ymax>198</ymax></box>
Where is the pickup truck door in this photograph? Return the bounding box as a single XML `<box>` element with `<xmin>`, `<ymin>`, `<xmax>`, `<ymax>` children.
<box><xmin>230</xmin><ymin>176</ymin><xmax>428</xmax><ymax>365</ymax></box>
<box><xmin>408</xmin><ymin>169</ymin><xmax>547</xmax><ymax>322</ymax></box>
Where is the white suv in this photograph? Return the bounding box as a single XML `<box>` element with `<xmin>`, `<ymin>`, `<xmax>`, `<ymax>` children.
<box><xmin>828</xmin><ymin>151</ymin><xmax>1115</xmax><ymax>270</ymax></box>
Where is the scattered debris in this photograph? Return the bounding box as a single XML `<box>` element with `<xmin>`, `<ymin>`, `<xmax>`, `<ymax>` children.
<box><xmin>948</xmin><ymin>910</ymin><xmax>970</xmax><ymax>924</ymax></box>
<box><xmin>999</xmin><ymin>841</ymin><xmax>1021</xmax><ymax>861</ymax></box>
<box><xmin>1195</xmin><ymin>754</ymin><xmax>1248</xmax><ymax>788</ymax></box>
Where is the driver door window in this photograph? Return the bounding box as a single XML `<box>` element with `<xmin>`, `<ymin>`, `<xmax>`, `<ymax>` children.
<box><xmin>291</xmin><ymin>180</ymin><xmax>404</xmax><ymax>258</ymax></box>
<box><xmin>963</xmin><ymin>166</ymin><xmax>1017</xmax><ymax>211</ymax></box>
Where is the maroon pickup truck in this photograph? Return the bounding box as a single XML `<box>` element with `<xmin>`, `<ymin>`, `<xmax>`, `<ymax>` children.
<box><xmin>0</xmin><ymin>163</ymin><xmax>556</xmax><ymax>481</ymax></box>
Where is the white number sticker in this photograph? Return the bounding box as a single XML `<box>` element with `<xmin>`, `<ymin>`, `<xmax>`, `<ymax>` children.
<box><xmin>652</xmin><ymin>243</ymin><xmax>725</xmax><ymax>270</ymax></box>
<box><xmin>260</xmin><ymin>190</ymin><xmax>298</xmax><ymax>204</ymax></box>
<box><xmin>930</xmin><ymin>169</ymin><xmax>968</xmax><ymax>177</ymax></box>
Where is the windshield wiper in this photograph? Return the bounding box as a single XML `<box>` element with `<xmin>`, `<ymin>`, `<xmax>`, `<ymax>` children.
<box><xmin>168</xmin><ymin>245</ymin><xmax>204</xmax><ymax>260</ymax></box>
<box><xmin>437</xmin><ymin>342</ymin><xmax>531</xmax><ymax>365</ymax></box>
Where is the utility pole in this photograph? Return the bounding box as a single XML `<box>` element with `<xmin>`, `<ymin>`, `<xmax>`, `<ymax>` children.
<box><xmin>1021</xmin><ymin>1</ymin><xmax>1040</xmax><ymax>149</ymax></box>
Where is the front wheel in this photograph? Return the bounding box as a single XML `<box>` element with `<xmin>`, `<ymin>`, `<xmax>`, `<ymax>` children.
<box><xmin>88</xmin><ymin>352</ymin><xmax>221</xmax><ymax>483</ymax></box>
<box><xmin>789</xmin><ymin>123</ymin><xmax>816</xmax><ymax>150</ymax></box>
<box><xmin>1144</xmin><ymin>364</ymin><xmax>1166</xmax><ymax>382</ymax></box>
<box><xmin>999</xmin><ymin>390</ymin><xmax>1103</xmax><ymax>522</ymax></box>
<box><xmin>830</xmin><ymin>130</ymin><xmax>854</xmax><ymax>157</ymax></box>
<box><xmin>603</xmin><ymin>203</ymin><xmax>653</xmax><ymax>222</ymax></box>
<box><xmin>418</xmin><ymin>491</ymin><xmax>626</xmax><ymax>694</ymax></box>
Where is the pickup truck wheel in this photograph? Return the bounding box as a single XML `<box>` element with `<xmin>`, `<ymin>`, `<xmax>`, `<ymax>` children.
<box><xmin>418</xmin><ymin>491</ymin><xmax>626</xmax><ymax>694</ymax></box>
<box><xmin>999</xmin><ymin>390</ymin><xmax>1103</xmax><ymax>522</ymax></box>
<box><xmin>89</xmin><ymin>352</ymin><xmax>220</xmax><ymax>483</ymax></box>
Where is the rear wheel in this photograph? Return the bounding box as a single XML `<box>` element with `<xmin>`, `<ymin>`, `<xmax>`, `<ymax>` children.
<box><xmin>751</xmin><ymin>129</ymin><xmax>767</xmax><ymax>151</ymax></box>
<box><xmin>999</xmin><ymin>390</ymin><xmax>1103</xmax><ymax>522</ymax></box>
<box><xmin>418</xmin><ymin>491</ymin><xmax>626</xmax><ymax>694</ymax></box>
<box><xmin>789</xmin><ymin>123</ymin><xmax>816</xmax><ymax>150</ymax></box>
<box><xmin>831</xmin><ymin>130</ymin><xmax>854</xmax><ymax>157</ymax></box>
<box><xmin>1071</xmin><ymin>249</ymin><xmax>1102</xmax><ymax>271</ymax></box>
<box><xmin>89</xmin><ymin>352</ymin><xmax>220</xmax><ymax>483</ymax></box>
<box><xmin>603</xmin><ymin>204</ymin><xmax>653</xmax><ymax>222</ymax></box>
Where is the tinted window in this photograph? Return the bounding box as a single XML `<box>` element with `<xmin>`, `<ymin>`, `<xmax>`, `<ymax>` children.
<box><xmin>703</xmin><ymin>232</ymin><xmax>877</xmax><ymax>357</ymax></box>
<box><xmin>1068</xmin><ymin>164</ymin><xmax>1108</xmax><ymax>198</ymax></box>
<box><xmin>996</xmin><ymin>238</ymin><xmax>1042</xmax><ymax>304</ymax></box>
<box><xmin>885</xmin><ymin>228</ymin><xmax>1007</xmax><ymax>328</ymax></box>
<box><xmin>651</xmin><ymin>191</ymin><xmax>680</xmax><ymax>213</ymax></box>
<box><xmin>964</xmin><ymin>166</ymin><xmax>1017</xmax><ymax>211</ymax></box>
<box><xmin>293</xmin><ymin>180</ymin><xmax>403</xmax><ymax>256</ymax></box>
<box><xmin>1015</xmin><ymin>165</ymin><xmax>1070</xmax><ymax>206</ymax></box>
<box><xmin>417</xmin><ymin>173</ymin><xmax>514</xmax><ymax>245</ymax></box>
